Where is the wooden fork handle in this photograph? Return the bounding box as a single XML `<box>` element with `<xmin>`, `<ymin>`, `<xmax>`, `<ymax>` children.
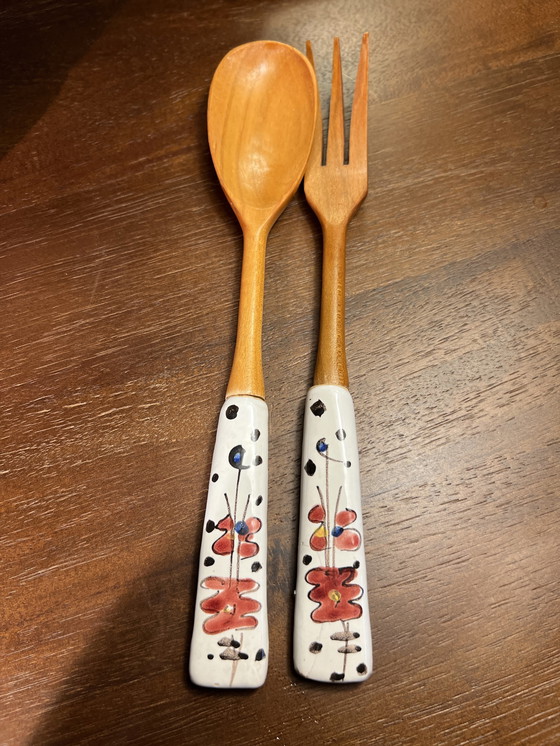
<box><xmin>190</xmin><ymin>395</ymin><xmax>268</xmax><ymax>688</ymax></box>
<box><xmin>294</xmin><ymin>384</ymin><xmax>372</xmax><ymax>683</ymax></box>
<box><xmin>313</xmin><ymin>222</ymin><xmax>349</xmax><ymax>388</ymax></box>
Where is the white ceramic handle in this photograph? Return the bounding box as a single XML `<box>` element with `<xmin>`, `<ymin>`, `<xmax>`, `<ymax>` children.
<box><xmin>294</xmin><ymin>384</ymin><xmax>372</xmax><ymax>683</ymax></box>
<box><xmin>190</xmin><ymin>395</ymin><xmax>268</xmax><ymax>688</ymax></box>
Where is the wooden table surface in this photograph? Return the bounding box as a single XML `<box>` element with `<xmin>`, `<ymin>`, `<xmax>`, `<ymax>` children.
<box><xmin>2</xmin><ymin>1</ymin><xmax>559</xmax><ymax>744</ymax></box>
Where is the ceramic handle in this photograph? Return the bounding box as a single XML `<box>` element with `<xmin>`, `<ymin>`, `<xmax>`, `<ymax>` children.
<box><xmin>294</xmin><ymin>384</ymin><xmax>372</xmax><ymax>683</ymax></box>
<box><xmin>190</xmin><ymin>395</ymin><xmax>268</xmax><ymax>688</ymax></box>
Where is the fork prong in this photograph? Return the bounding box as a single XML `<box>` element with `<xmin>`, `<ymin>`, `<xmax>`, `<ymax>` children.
<box><xmin>306</xmin><ymin>40</ymin><xmax>323</xmax><ymax>172</ymax></box>
<box><xmin>349</xmin><ymin>32</ymin><xmax>368</xmax><ymax>166</ymax></box>
<box><xmin>326</xmin><ymin>37</ymin><xmax>345</xmax><ymax>165</ymax></box>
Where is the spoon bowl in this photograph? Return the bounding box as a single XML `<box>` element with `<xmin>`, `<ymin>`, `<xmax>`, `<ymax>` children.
<box><xmin>208</xmin><ymin>40</ymin><xmax>317</xmax><ymax>230</ymax></box>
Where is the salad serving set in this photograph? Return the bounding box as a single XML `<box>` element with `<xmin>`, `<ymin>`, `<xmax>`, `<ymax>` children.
<box><xmin>189</xmin><ymin>34</ymin><xmax>372</xmax><ymax>688</ymax></box>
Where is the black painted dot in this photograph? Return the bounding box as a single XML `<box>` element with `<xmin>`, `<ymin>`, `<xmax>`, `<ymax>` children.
<box><xmin>309</xmin><ymin>642</ymin><xmax>323</xmax><ymax>654</ymax></box>
<box><xmin>357</xmin><ymin>663</ymin><xmax>367</xmax><ymax>675</ymax></box>
<box><xmin>253</xmin><ymin>455</ymin><xmax>263</xmax><ymax>466</ymax></box>
<box><xmin>336</xmin><ymin>429</ymin><xmax>347</xmax><ymax>440</ymax></box>
<box><xmin>208</xmin><ymin>654</ymin><xmax>214</xmax><ymax>660</ymax></box>
<box><xmin>239</xmin><ymin>652</ymin><xmax>249</xmax><ymax>660</ymax></box>
<box><xmin>346</xmin><ymin>461</ymin><xmax>352</xmax><ymax>468</ymax></box>
<box><xmin>256</xmin><ymin>495</ymin><xmax>263</xmax><ymax>506</ymax></box>
<box><xmin>304</xmin><ymin>459</ymin><xmax>316</xmax><ymax>476</ymax></box>
<box><xmin>251</xmin><ymin>429</ymin><xmax>261</xmax><ymax>442</ymax></box>
<box><xmin>226</xmin><ymin>404</ymin><xmax>239</xmax><ymax>419</ymax></box>
<box><xmin>353</xmin><ymin>560</ymin><xmax>360</xmax><ymax>569</ymax></box>
<box><xmin>231</xmin><ymin>639</ymin><xmax>240</xmax><ymax>648</ymax></box>
<box><xmin>310</xmin><ymin>400</ymin><xmax>326</xmax><ymax>417</ymax></box>
<box><xmin>204</xmin><ymin>556</ymin><xmax>215</xmax><ymax>567</ymax></box>
<box><xmin>206</xmin><ymin>520</ymin><xmax>215</xmax><ymax>533</ymax></box>
<box><xmin>255</xmin><ymin>648</ymin><xmax>266</xmax><ymax>661</ymax></box>
<box><xmin>251</xmin><ymin>562</ymin><xmax>262</xmax><ymax>572</ymax></box>
<box><xmin>303</xmin><ymin>555</ymin><xmax>312</xmax><ymax>565</ymax></box>
<box><xmin>355</xmin><ymin>646</ymin><xmax>362</xmax><ymax>652</ymax></box>
<box><xmin>211</xmin><ymin>473</ymin><xmax>219</xmax><ymax>483</ymax></box>
<box><xmin>353</xmin><ymin>632</ymin><xmax>360</xmax><ymax>639</ymax></box>
<box><xmin>330</xmin><ymin>672</ymin><xmax>345</xmax><ymax>682</ymax></box>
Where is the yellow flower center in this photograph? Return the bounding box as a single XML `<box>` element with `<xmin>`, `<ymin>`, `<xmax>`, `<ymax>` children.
<box><xmin>328</xmin><ymin>590</ymin><xmax>342</xmax><ymax>603</ymax></box>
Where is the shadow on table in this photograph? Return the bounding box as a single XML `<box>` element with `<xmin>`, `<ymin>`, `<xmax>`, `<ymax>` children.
<box><xmin>0</xmin><ymin>0</ymin><xmax>123</xmax><ymax>159</ymax></box>
<box><xmin>26</xmin><ymin>556</ymin><xmax>184</xmax><ymax>744</ymax></box>
<box><xmin>27</xmin><ymin>547</ymin><xmax>246</xmax><ymax>745</ymax></box>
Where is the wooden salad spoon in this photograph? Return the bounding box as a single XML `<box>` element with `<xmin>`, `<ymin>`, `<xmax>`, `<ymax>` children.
<box><xmin>190</xmin><ymin>40</ymin><xmax>317</xmax><ymax>689</ymax></box>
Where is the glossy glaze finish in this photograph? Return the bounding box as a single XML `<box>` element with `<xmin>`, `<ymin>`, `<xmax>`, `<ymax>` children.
<box><xmin>190</xmin><ymin>396</ymin><xmax>268</xmax><ymax>688</ymax></box>
<box><xmin>294</xmin><ymin>385</ymin><xmax>372</xmax><ymax>683</ymax></box>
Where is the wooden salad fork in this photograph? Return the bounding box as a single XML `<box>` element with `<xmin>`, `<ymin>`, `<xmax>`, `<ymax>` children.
<box><xmin>293</xmin><ymin>33</ymin><xmax>373</xmax><ymax>683</ymax></box>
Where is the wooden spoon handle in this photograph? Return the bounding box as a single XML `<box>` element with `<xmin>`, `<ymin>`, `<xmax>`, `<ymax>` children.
<box><xmin>294</xmin><ymin>384</ymin><xmax>372</xmax><ymax>683</ymax></box>
<box><xmin>226</xmin><ymin>228</ymin><xmax>268</xmax><ymax>399</ymax></box>
<box><xmin>190</xmin><ymin>395</ymin><xmax>268</xmax><ymax>688</ymax></box>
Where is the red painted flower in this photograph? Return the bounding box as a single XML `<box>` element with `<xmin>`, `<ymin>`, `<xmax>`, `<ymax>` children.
<box><xmin>306</xmin><ymin>566</ymin><xmax>363</xmax><ymax>622</ymax></box>
<box><xmin>308</xmin><ymin>505</ymin><xmax>361</xmax><ymax>551</ymax></box>
<box><xmin>212</xmin><ymin>515</ymin><xmax>261</xmax><ymax>558</ymax></box>
<box><xmin>201</xmin><ymin>577</ymin><xmax>260</xmax><ymax>633</ymax></box>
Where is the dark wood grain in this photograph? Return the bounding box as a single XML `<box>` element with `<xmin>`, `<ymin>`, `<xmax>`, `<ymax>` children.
<box><xmin>1</xmin><ymin>0</ymin><xmax>559</xmax><ymax>744</ymax></box>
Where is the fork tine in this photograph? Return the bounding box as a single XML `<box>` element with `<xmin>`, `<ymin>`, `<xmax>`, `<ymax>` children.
<box><xmin>326</xmin><ymin>37</ymin><xmax>345</xmax><ymax>165</ymax></box>
<box><xmin>305</xmin><ymin>41</ymin><xmax>323</xmax><ymax>172</ymax></box>
<box><xmin>349</xmin><ymin>32</ymin><xmax>369</xmax><ymax>166</ymax></box>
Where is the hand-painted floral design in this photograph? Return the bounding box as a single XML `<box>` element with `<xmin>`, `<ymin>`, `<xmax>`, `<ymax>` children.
<box><xmin>201</xmin><ymin>576</ymin><xmax>261</xmax><ymax>633</ymax></box>
<box><xmin>306</xmin><ymin>566</ymin><xmax>363</xmax><ymax>622</ymax></box>
<box><xmin>212</xmin><ymin>515</ymin><xmax>262</xmax><ymax>558</ymax></box>
<box><xmin>308</xmin><ymin>505</ymin><xmax>361</xmax><ymax>552</ymax></box>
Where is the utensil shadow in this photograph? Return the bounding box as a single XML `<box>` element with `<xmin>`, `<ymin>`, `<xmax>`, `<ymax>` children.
<box><xmin>0</xmin><ymin>0</ymin><xmax>123</xmax><ymax>160</ymax></box>
<box><xmin>28</xmin><ymin>544</ymin><xmax>259</xmax><ymax>746</ymax></box>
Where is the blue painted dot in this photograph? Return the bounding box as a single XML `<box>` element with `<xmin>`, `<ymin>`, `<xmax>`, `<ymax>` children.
<box><xmin>331</xmin><ymin>525</ymin><xmax>343</xmax><ymax>537</ymax></box>
<box><xmin>228</xmin><ymin>445</ymin><xmax>248</xmax><ymax>470</ymax></box>
<box><xmin>316</xmin><ymin>439</ymin><xmax>328</xmax><ymax>453</ymax></box>
<box><xmin>235</xmin><ymin>520</ymin><xmax>249</xmax><ymax>535</ymax></box>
